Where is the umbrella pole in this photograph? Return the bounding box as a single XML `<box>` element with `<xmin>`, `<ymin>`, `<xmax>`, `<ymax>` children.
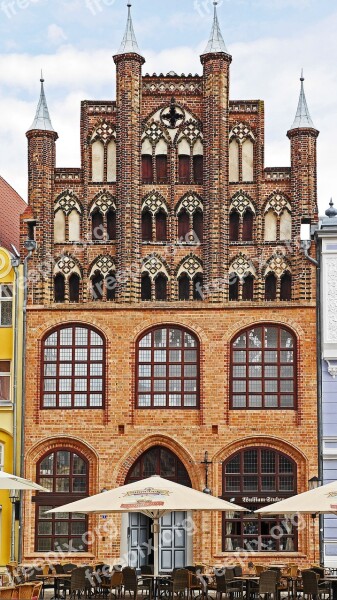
<box><xmin>152</xmin><ymin>518</ymin><xmax>160</xmax><ymax>577</ymax></box>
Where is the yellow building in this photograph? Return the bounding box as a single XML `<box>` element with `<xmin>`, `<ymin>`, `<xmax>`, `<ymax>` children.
<box><xmin>0</xmin><ymin>246</ymin><xmax>24</xmax><ymax>568</ymax></box>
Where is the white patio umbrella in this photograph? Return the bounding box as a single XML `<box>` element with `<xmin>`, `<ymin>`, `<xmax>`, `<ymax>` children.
<box><xmin>255</xmin><ymin>480</ymin><xmax>337</xmax><ymax>562</ymax></box>
<box><xmin>255</xmin><ymin>480</ymin><xmax>337</xmax><ymax>515</ymax></box>
<box><xmin>0</xmin><ymin>470</ymin><xmax>48</xmax><ymax>491</ymax></box>
<box><xmin>48</xmin><ymin>475</ymin><xmax>245</xmax><ymax>575</ymax></box>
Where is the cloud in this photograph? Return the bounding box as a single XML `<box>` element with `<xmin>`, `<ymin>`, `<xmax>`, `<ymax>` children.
<box><xmin>47</xmin><ymin>24</ymin><xmax>67</xmax><ymax>46</ymax></box>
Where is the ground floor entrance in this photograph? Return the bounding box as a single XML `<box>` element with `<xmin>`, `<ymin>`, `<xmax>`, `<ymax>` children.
<box><xmin>121</xmin><ymin>446</ymin><xmax>192</xmax><ymax>571</ymax></box>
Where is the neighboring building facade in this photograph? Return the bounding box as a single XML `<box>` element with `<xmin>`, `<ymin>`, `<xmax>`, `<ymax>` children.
<box><xmin>22</xmin><ymin>5</ymin><xmax>320</xmax><ymax>567</ymax></box>
<box><xmin>317</xmin><ymin>203</ymin><xmax>337</xmax><ymax>568</ymax></box>
<box><xmin>0</xmin><ymin>245</ymin><xmax>24</xmax><ymax>568</ymax></box>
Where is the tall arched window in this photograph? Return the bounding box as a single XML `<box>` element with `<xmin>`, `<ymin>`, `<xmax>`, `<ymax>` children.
<box><xmin>155</xmin><ymin>274</ymin><xmax>167</xmax><ymax>301</ymax></box>
<box><xmin>231</xmin><ymin>325</ymin><xmax>296</xmax><ymax>409</ymax></box>
<box><xmin>92</xmin><ymin>211</ymin><xmax>104</xmax><ymax>241</ymax></box>
<box><xmin>91</xmin><ymin>273</ymin><xmax>104</xmax><ymax>301</ymax></box>
<box><xmin>142</xmin><ymin>211</ymin><xmax>153</xmax><ymax>242</ymax></box>
<box><xmin>141</xmin><ymin>274</ymin><xmax>152</xmax><ymax>301</ymax></box>
<box><xmin>156</xmin><ymin>210</ymin><xmax>167</xmax><ymax>242</ymax></box>
<box><xmin>136</xmin><ymin>326</ymin><xmax>199</xmax><ymax>408</ymax></box>
<box><xmin>242</xmin><ymin>274</ymin><xmax>254</xmax><ymax>301</ymax></box>
<box><xmin>178</xmin><ymin>274</ymin><xmax>190</xmax><ymax>301</ymax></box>
<box><xmin>229</xmin><ymin>212</ymin><xmax>240</xmax><ymax>242</ymax></box>
<box><xmin>107</xmin><ymin>209</ymin><xmax>116</xmax><ymax>241</ymax></box>
<box><xmin>242</xmin><ymin>209</ymin><xmax>254</xmax><ymax>241</ymax></box>
<box><xmin>178</xmin><ymin>210</ymin><xmax>190</xmax><ymax>240</ymax></box>
<box><xmin>193</xmin><ymin>211</ymin><xmax>203</xmax><ymax>243</ymax></box>
<box><xmin>35</xmin><ymin>449</ymin><xmax>88</xmax><ymax>552</ymax></box>
<box><xmin>69</xmin><ymin>273</ymin><xmax>80</xmax><ymax>303</ymax></box>
<box><xmin>265</xmin><ymin>273</ymin><xmax>277</xmax><ymax>301</ymax></box>
<box><xmin>41</xmin><ymin>325</ymin><xmax>105</xmax><ymax>409</ymax></box>
<box><xmin>280</xmin><ymin>272</ymin><xmax>292</xmax><ymax>301</ymax></box>
<box><xmin>222</xmin><ymin>448</ymin><xmax>297</xmax><ymax>552</ymax></box>
<box><xmin>54</xmin><ymin>274</ymin><xmax>65</xmax><ymax>303</ymax></box>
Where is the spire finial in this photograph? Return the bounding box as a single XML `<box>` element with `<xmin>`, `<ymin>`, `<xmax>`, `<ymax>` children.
<box><xmin>116</xmin><ymin>1</ymin><xmax>142</xmax><ymax>56</ymax></box>
<box><xmin>325</xmin><ymin>199</ymin><xmax>337</xmax><ymax>219</ymax></box>
<box><xmin>201</xmin><ymin>0</ymin><xmax>228</xmax><ymax>56</ymax></box>
<box><xmin>27</xmin><ymin>74</ymin><xmax>55</xmax><ymax>133</ymax></box>
<box><xmin>289</xmin><ymin>71</ymin><xmax>315</xmax><ymax>130</ymax></box>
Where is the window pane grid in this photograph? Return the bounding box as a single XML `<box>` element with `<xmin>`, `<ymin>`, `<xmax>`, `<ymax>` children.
<box><xmin>0</xmin><ymin>285</ymin><xmax>13</xmax><ymax>327</ymax></box>
<box><xmin>223</xmin><ymin>449</ymin><xmax>297</xmax><ymax>552</ymax></box>
<box><xmin>231</xmin><ymin>326</ymin><xmax>296</xmax><ymax>409</ymax></box>
<box><xmin>137</xmin><ymin>327</ymin><xmax>199</xmax><ymax>409</ymax></box>
<box><xmin>42</xmin><ymin>326</ymin><xmax>104</xmax><ymax>409</ymax></box>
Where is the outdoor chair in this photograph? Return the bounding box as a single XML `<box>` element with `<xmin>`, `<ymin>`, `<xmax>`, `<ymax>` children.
<box><xmin>302</xmin><ymin>570</ymin><xmax>331</xmax><ymax>600</ymax></box>
<box><xmin>256</xmin><ymin>570</ymin><xmax>278</xmax><ymax>600</ymax></box>
<box><xmin>12</xmin><ymin>583</ymin><xmax>43</xmax><ymax>600</ymax></box>
<box><xmin>172</xmin><ymin>569</ymin><xmax>191</xmax><ymax>600</ymax></box>
<box><xmin>268</xmin><ymin>567</ymin><xmax>290</xmax><ymax>599</ymax></box>
<box><xmin>0</xmin><ymin>589</ymin><xmax>15</xmax><ymax>600</ymax></box>
<box><xmin>101</xmin><ymin>570</ymin><xmax>123</xmax><ymax>599</ymax></box>
<box><xmin>69</xmin><ymin>566</ymin><xmax>93</xmax><ymax>599</ymax></box>
<box><xmin>122</xmin><ymin>567</ymin><xmax>152</xmax><ymax>600</ymax></box>
<box><xmin>207</xmin><ymin>568</ymin><xmax>244</xmax><ymax>600</ymax></box>
<box><xmin>63</xmin><ymin>564</ymin><xmax>78</xmax><ymax>574</ymax></box>
<box><xmin>139</xmin><ymin>567</ymin><xmax>154</xmax><ymax>598</ymax></box>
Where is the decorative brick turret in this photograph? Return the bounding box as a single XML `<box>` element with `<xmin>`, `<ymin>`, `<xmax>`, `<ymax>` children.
<box><xmin>200</xmin><ymin>1</ymin><xmax>232</xmax><ymax>301</ymax></box>
<box><xmin>287</xmin><ymin>73</ymin><xmax>319</xmax><ymax>300</ymax></box>
<box><xmin>25</xmin><ymin>77</ymin><xmax>58</xmax><ymax>304</ymax></box>
<box><xmin>113</xmin><ymin>3</ymin><xmax>145</xmax><ymax>302</ymax></box>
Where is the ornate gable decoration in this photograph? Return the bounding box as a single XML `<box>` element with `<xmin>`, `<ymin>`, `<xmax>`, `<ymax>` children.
<box><xmin>142</xmin><ymin>255</ymin><xmax>169</xmax><ymax>279</ymax></box>
<box><xmin>160</xmin><ymin>99</ymin><xmax>185</xmax><ymax>129</ymax></box>
<box><xmin>142</xmin><ymin>192</ymin><xmax>168</xmax><ymax>215</ymax></box>
<box><xmin>54</xmin><ymin>255</ymin><xmax>80</xmax><ymax>276</ymax></box>
<box><xmin>230</xmin><ymin>122</ymin><xmax>255</xmax><ymax>143</ymax></box>
<box><xmin>230</xmin><ymin>191</ymin><xmax>255</xmax><ymax>216</ymax></box>
<box><xmin>54</xmin><ymin>191</ymin><xmax>81</xmax><ymax>216</ymax></box>
<box><xmin>178</xmin><ymin>193</ymin><xmax>203</xmax><ymax>215</ymax></box>
<box><xmin>265</xmin><ymin>254</ymin><xmax>291</xmax><ymax>278</ymax></box>
<box><xmin>177</xmin><ymin>119</ymin><xmax>203</xmax><ymax>145</ymax></box>
<box><xmin>90</xmin><ymin>120</ymin><xmax>116</xmax><ymax>144</ymax></box>
<box><xmin>265</xmin><ymin>193</ymin><xmax>291</xmax><ymax>215</ymax></box>
<box><xmin>90</xmin><ymin>191</ymin><xmax>116</xmax><ymax>215</ymax></box>
<box><xmin>229</xmin><ymin>253</ymin><xmax>255</xmax><ymax>277</ymax></box>
<box><xmin>177</xmin><ymin>256</ymin><xmax>203</xmax><ymax>279</ymax></box>
<box><xmin>143</xmin><ymin>120</ymin><xmax>168</xmax><ymax>145</ymax></box>
<box><xmin>90</xmin><ymin>256</ymin><xmax>115</xmax><ymax>278</ymax></box>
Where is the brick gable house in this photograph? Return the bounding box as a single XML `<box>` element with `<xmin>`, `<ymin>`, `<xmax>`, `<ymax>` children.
<box><xmin>21</xmin><ymin>4</ymin><xmax>319</xmax><ymax>567</ymax></box>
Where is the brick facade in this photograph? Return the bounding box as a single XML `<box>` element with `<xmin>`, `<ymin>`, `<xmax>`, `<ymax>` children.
<box><xmin>21</xmin><ymin>8</ymin><xmax>319</xmax><ymax>568</ymax></box>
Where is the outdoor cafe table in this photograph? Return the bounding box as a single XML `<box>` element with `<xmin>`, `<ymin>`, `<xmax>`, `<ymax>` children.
<box><xmin>322</xmin><ymin>577</ymin><xmax>337</xmax><ymax>600</ymax></box>
<box><xmin>234</xmin><ymin>575</ymin><xmax>259</xmax><ymax>600</ymax></box>
<box><xmin>139</xmin><ymin>574</ymin><xmax>172</xmax><ymax>599</ymax></box>
<box><xmin>36</xmin><ymin>573</ymin><xmax>72</xmax><ymax>600</ymax></box>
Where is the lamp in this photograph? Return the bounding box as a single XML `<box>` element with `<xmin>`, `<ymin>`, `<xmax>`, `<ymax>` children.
<box><xmin>308</xmin><ymin>476</ymin><xmax>321</xmax><ymax>490</ymax></box>
<box><xmin>9</xmin><ymin>489</ymin><xmax>19</xmax><ymax>504</ymax></box>
<box><xmin>201</xmin><ymin>451</ymin><xmax>212</xmax><ymax>494</ymax></box>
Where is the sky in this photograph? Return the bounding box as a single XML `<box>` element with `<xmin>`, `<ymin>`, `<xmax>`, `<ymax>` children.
<box><xmin>0</xmin><ymin>0</ymin><xmax>336</xmax><ymax>214</ymax></box>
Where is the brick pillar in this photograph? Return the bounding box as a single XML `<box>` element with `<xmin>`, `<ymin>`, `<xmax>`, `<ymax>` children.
<box><xmin>113</xmin><ymin>51</ymin><xmax>145</xmax><ymax>303</ymax></box>
<box><xmin>201</xmin><ymin>51</ymin><xmax>232</xmax><ymax>302</ymax></box>
<box><xmin>287</xmin><ymin>127</ymin><xmax>319</xmax><ymax>301</ymax></box>
<box><xmin>25</xmin><ymin>129</ymin><xmax>58</xmax><ymax>305</ymax></box>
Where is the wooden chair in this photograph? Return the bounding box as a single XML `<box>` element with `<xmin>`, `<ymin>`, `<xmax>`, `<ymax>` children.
<box><xmin>257</xmin><ymin>571</ymin><xmax>278</xmax><ymax>600</ymax></box>
<box><xmin>122</xmin><ymin>567</ymin><xmax>151</xmax><ymax>600</ymax></box>
<box><xmin>12</xmin><ymin>583</ymin><xmax>43</xmax><ymax>600</ymax></box>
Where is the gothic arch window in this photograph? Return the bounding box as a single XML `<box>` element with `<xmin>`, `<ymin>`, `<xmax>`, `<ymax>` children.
<box><xmin>89</xmin><ymin>256</ymin><xmax>116</xmax><ymax>302</ymax></box>
<box><xmin>141</xmin><ymin>256</ymin><xmax>170</xmax><ymax>301</ymax></box>
<box><xmin>126</xmin><ymin>446</ymin><xmax>192</xmax><ymax>487</ymax></box>
<box><xmin>264</xmin><ymin>255</ymin><xmax>292</xmax><ymax>301</ymax></box>
<box><xmin>229</xmin><ymin>193</ymin><xmax>255</xmax><ymax>242</ymax></box>
<box><xmin>35</xmin><ymin>449</ymin><xmax>89</xmax><ymax>552</ymax></box>
<box><xmin>90</xmin><ymin>192</ymin><xmax>116</xmax><ymax>242</ymax></box>
<box><xmin>142</xmin><ymin>121</ymin><xmax>170</xmax><ymax>184</ymax></box>
<box><xmin>53</xmin><ymin>256</ymin><xmax>82</xmax><ymax>304</ymax></box>
<box><xmin>90</xmin><ymin>121</ymin><xmax>116</xmax><ymax>183</ymax></box>
<box><xmin>54</xmin><ymin>192</ymin><xmax>82</xmax><ymax>243</ymax></box>
<box><xmin>264</xmin><ymin>194</ymin><xmax>292</xmax><ymax>241</ymax></box>
<box><xmin>136</xmin><ymin>325</ymin><xmax>199</xmax><ymax>408</ymax></box>
<box><xmin>141</xmin><ymin>193</ymin><xmax>168</xmax><ymax>243</ymax></box>
<box><xmin>176</xmin><ymin>194</ymin><xmax>203</xmax><ymax>244</ymax></box>
<box><xmin>229</xmin><ymin>254</ymin><xmax>256</xmax><ymax>301</ymax></box>
<box><xmin>176</xmin><ymin>119</ymin><xmax>203</xmax><ymax>185</ymax></box>
<box><xmin>231</xmin><ymin>324</ymin><xmax>296</xmax><ymax>409</ymax></box>
<box><xmin>41</xmin><ymin>324</ymin><xmax>105</xmax><ymax>409</ymax></box>
<box><xmin>229</xmin><ymin>123</ymin><xmax>255</xmax><ymax>183</ymax></box>
<box><xmin>177</xmin><ymin>256</ymin><xmax>203</xmax><ymax>301</ymax></box>
<box><xmin>222</xmin><ymin>448</ymin><xmax>297</xmax><ymax>552</ymax></box>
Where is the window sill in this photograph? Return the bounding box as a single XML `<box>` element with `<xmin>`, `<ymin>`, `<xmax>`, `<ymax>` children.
<box><xmin>215</xmin><ymin>552</ymin><xmax>305</xmax><ymax>557</ymax></box>
<box><xmin>0</xmin><ymin>401</ymin><xmax>13</xmax><ymax>409</ymax></box>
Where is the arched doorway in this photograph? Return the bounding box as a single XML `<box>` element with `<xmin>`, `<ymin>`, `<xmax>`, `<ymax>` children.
<box><xmin>123</xmin><ymin>446</ymin><xmax>192</xmax><ymax>571</ymax></box>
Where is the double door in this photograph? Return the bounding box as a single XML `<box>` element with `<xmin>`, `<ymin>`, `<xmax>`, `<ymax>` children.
<box><xmin>128</xmin><ymin>511</ymin><xmax>188</xmax><ymax>571</ymax></box>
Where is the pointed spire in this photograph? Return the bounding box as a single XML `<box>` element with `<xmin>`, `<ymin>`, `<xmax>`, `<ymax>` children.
<box><xmin>201</xmin><ymin>1</ymin><xmax>228</xmax><ymax>56</ymax></box>
<box><xmin>28</xmin><ymin>74</ymin><xmax>55</xmax><ymax>133</ymax></box>
<box><xmin>290</xmin><ymin>70</ymin><xmax>315</xmax><ymax>130</ymax></box>
<box><xmin>116</xmin><ymin>2</ymin><xmax>142</xmax><ymax>56</ymax></box>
